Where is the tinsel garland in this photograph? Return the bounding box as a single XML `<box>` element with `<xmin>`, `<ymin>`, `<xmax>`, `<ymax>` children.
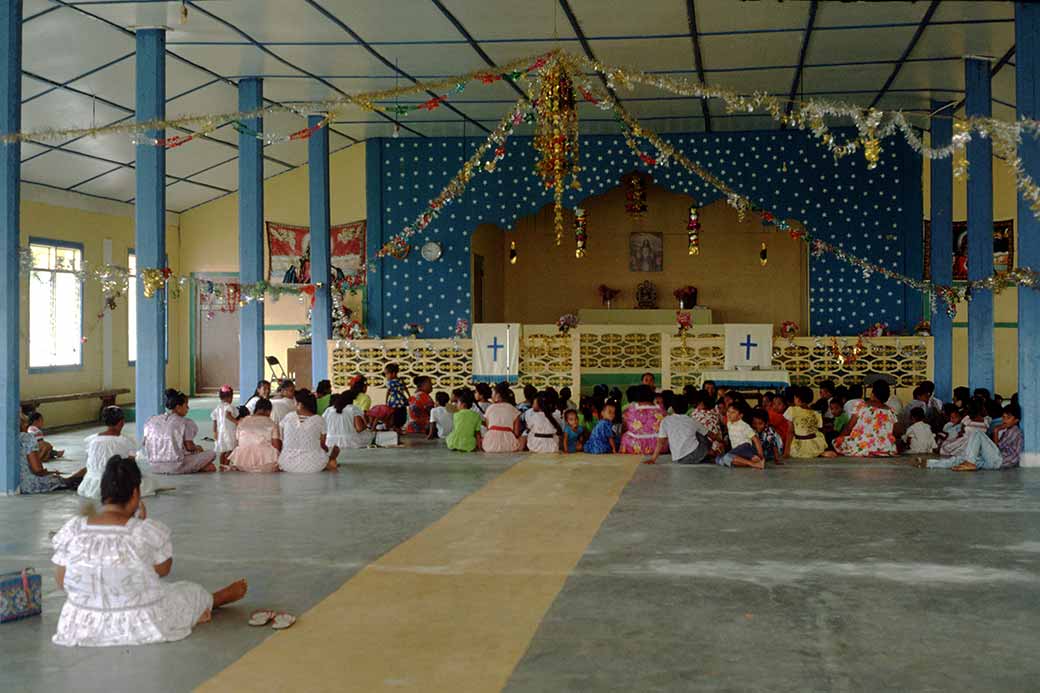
<box><xmin>686</xmin><ymin>205</ymin><xmax>701</xmax><ymax>255</ymax></box>
<box><xmin>533</xmin><ymin>57</ymin><xmax>581</xmax><ymax>245</ymax></box>
<box><xmin>623</xmin><ymin>172</ymin><xmax>647</xmax><ymax>217</ymax></box>
<box><xmin>573</xmin><ymin>207</ymin><xmax>588</xmax><ymax>258</ymax></box>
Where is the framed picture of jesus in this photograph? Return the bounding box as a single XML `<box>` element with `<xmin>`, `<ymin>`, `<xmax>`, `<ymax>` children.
<box><xmin>629</xmin><ymin>232</ymin><xmax>663</xmax><ymax>272</ymax></box>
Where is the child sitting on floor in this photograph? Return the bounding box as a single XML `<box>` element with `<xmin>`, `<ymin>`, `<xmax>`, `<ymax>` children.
<box><xmin>211</xmin><ymin>385</ymin><xmax>240</xmax><ymax>467</ymax></box>
<box><xmin>561</xmin><ymin>410</ymin><xmax>584</xmax><ymax>453</ymax></box>
<box><xmin>26</xmin><ymin>411</ymin><xmax>63</xmax><ymax>462</ymax></box>
<box><xmin>925</xmin><ymin>403</ymin><xmax>1022</xmax><ymax>471</ymax></box>
<box><xmin>902</xmin><ymin>407</ymin><xmax>936</xmax><ymax>454</ymax></box>
<box><xmin>825</xmin><ymin>397</ymin><xmax>850</xmax><ymax>450</ymax></box>
<box><xmin>937</xmin><ymin>403</ymin><xmax>963</xmax><ymax>447</ymax></box>
<box><xmin>446</xmin><ymin>389</ymin><xmax>482</xmax><ymax>453</ymax></box>
<box><xmin>428</xmin><ymin>391</ymin><xmax>453</xmax><ymax>441</ymax></box>
<box><xmin>644</xmin><ymin>395</ymin><xmax>709</xmax><ymax>465</ymax></box>
<box><xmin>525</xmin><ymin>395</ymin><xmax>562</xmax><ymax>453</ymax></box>
<box><xmin>939</xmin><ymin>399</ymin><xmax>989</xmax><ymax>458</ymax></box>
<box><xmin>786</xmin><ymin>386</ymin><xmax>827</xmax><ymax>458</ymax></box>
<box><xmin>585</xmin><ymin>402</ymin><xmax>619</xmax><ymax>455</ymax></box>
<box><xmin>750</xmin><ymin>408</ymin><xmax>784</xmax><ymax>464</ymax></box>
<box><xmin>718</xmin><ymin>402</ymin><xmax>765</xmax><ymax>470</ymax></box>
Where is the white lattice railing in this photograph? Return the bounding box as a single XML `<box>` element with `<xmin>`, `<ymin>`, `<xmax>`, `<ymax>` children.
<box><xmin>328</xmin><ymin>328</ymin><xmax>932</xmax><ymax>400</ymax></box>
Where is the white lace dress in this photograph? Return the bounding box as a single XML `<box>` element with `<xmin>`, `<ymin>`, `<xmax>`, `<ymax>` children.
<box><xmin>278</xmin><ymin>414</ymin><xmax>330</xmax><ymax>473</ymax></box>
<box><xmin>323</xmin><ymin>405</ymin><xmax>373</xmax><ymax>449</ymax></box>
<box><xmin>51</xmin><ymin>516</ymin><xmax>212</xmax><ymax>647</ymax></box>
<box><xmin>78</xmin><ymin>434</ymin><xmax>157</xmax><ymax>501</ymax></box>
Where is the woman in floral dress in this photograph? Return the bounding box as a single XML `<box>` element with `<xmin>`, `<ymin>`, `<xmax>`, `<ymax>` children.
<box><xmin>620</xmin><ymin>385</ymin><xmax>666</xmax><ymax>455</ymax></box>
<box><xmin>833</xmin><ymin>380</ymin><xmax>898</xmax><ymax>457</ymax></box>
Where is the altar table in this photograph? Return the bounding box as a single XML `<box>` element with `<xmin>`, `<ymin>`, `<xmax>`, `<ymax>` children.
<box><xmin>699</xmin><ymin>369</ymin><xmax>791</xmax><ymax>390</ymax></box>
<box><xmin>577</xmin><ymin>307</ymin><xmax>712</xmax><ymax>325</ymax></box>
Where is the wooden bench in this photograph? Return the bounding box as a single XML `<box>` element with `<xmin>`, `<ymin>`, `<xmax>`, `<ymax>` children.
<box><xmin>21</xmin><ymin>389</ymin><xmax>131</xmax><ymax>421</ymax></box>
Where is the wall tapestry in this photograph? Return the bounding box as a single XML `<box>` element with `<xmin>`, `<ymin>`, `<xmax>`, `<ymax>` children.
<box><xmin>267</xmin><ymin>219</ymin><xmax>366</xmax><ymax>285</ymax></box>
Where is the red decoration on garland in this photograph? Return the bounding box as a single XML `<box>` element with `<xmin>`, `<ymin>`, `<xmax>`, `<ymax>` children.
<box><xmin>573</xmin><ymin>207</ymin><xmax>588</xmax><ymax>258</ymax></box>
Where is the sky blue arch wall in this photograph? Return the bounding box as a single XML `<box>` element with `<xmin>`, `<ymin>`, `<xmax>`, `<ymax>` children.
<box><xmin>365</xmin><ymin>129</ymin><xmax>924</xmax><ymax>338</ymax></box>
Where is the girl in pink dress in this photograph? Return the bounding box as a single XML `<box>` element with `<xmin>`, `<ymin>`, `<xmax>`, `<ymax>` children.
<box><xmin>833</xmin><ymin>381</ymin><xmax>898</xmax><ymax>457</ymax></box>
<box><xmin>228</xmin><ymin>398</ymin><xmax>281</xmax><ymax>473</ymax></box>
<box><xmin>482</xmin><ymin>383</ymin><xmax>524</xmax><ymax>453</ymax></box>
<box><xmin>405</xmin><ymin>376</ymin><xmax>435</xmax><ymax>435</ymax></box>
<box><xmin>620</xmin><ymin>385</ymin><xmax>666</xmax><ymax>455</ymax></box>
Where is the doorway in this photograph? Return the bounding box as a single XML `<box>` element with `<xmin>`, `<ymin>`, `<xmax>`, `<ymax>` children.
<box><xmin>473</xmin><ymin>253</ymin><xmax>486</xmax><ymax>323</ymax></box>
<box><xmin>194</xmin><ymin>273</ymin><xmax>240</xmax><ymax>393</ymax></box>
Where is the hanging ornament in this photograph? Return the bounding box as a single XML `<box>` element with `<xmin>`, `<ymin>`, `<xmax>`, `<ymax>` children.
<box><xmin>863</xmin><ymin>137</ymin><xmax>881</xmax><ymax>170</ymax></box>
<box><xmin>573</xmin><ymin>207</ymin><xmax>588</xmax><ymax>258</ymax></box>
<box><xmin>533</xmin><ymin>57</ymin><xmax>580</xmax><ymax>245</ymax></box>
<box><xmin>759</xmin><ymin>241</ymin><xmax>768</xmax><ymax>267</ymax></box>
<box><xmin>781</xmin><ymin>161</ymin><xmax>788</xmax><ymax>173</ymax></box>
<box><xmin>686</xmin><ymin>204</ymin><xmax>701</xmax><ymax>255</ymax></box>
<box><xmin>624</xmin><ymin>171</ymin><xmax>647</xmax><ymax>218</ymax></box>
<box><xmin>509</xmin><ymin>240</ymin><xmax>518</xmax><ymax>265</ymax></box>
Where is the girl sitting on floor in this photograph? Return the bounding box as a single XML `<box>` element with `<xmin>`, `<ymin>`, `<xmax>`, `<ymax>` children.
<box><xmin>561</xmin><ymin>409</ymin><xmax>585</xmax><ymax>454</ymax></box>
<box><xmin>785</xmin><ymin>386</ymin><xmax>827</xmax><ymax>458</ymax></box>
<box><xmin>228</xmin><ymin>398</ymin><xmax>281</xmax><ymax>473</ymax></box>
<box><xmin>52</xmin><ymin>456</ymin><xmax>248</xmax><ymax>647</ymax></box>
<box><xmin>446</xmin><ymin>389</ymin><xmax>482</xmax><ymax>453</ymax></box>
<box><xmin>405</xmin><ymin>375</ymin><xmax>435</xmax><ymax>435</ymax></box>
<box><xmin>244</xmin><ymin>380</ymin><xmax>271</xmax><ymax>414</ymax></box>
<box><xmin>524</xmin><ymin>395</ymin><xmax>562</xmax><ymax>453</ymax></box>
<box><xmin>81</xmin><ymin>406</ymin><xmax>156</xmax><ymax>500</ymax></box>
<box><xmin>620</xmin><ymin>385</ymin><xmax>665</xmax><ymax>455</ymax></box>
<box><xmin>585</xmin><ymin>402</ymin><xmax>619</xmax><ymax>454</ymax></box>
<box><xmin>325</xmin><ymin>391</ymin><xmax>375</xmax><ymax>450</ymax></box>
<box><xmin>26</xmin><ymin>411</ymin><xmax>63</xmax><ymax>461</ymax></box>
<box><xmin>278</xmin><ymin>390</ymin><xmax>339</xmax><ymax>473</ymax></box>
<box><xmin>143</xmin><ymin>390</ymin><xmax>216</xmax><ymax>475</ymax></box>
<box><xmin>18</xmin><ymin>416</ymin><xmax>85</xmax><ymax>494</ymax></box>
<box><xmin>481</xmin><ymin>382</ymin><xmax>524</xmax><ymax>453</ymax></box>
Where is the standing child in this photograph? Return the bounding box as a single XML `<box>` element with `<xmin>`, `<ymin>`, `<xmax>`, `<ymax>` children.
<box><xmin>561</xmin><ymin>410</ymin><xmax>585</xmax><ymax>454</ymax></box>
<box><xmin>446</xmin><ymin>389</ymin><xmax>482</xmax><ymax>452</ymax></box>
<box><xmin>384</xmin><ymin>363</ymin><xmax>410</xmax><ymax>432</ymax></box>
<box><xmin>26</xmin><ymin>412</ymin><xmax>63</xmax><ymax>461</ymax></box>
<box><xmin>585</xmin><ymin>402</ymin><xmax>619</xmax><ymax>454</ymax></box>
<box><xmin>717</xmin><ymin>402</ymin><xmax>765</xmax><ymax>470</ymax></box>
<box><xmin>428</xmin><ymin>392</ymin><xmax>454</xmax><ymax>441</ymax></box>
<box><xmin>750</xmin><ymin>409</ymin><xmax>784</xmax><ymax>464</ymax></box>
<box><xmin>903</xmin><ymin>407</ymin><xmax>936</xmax><ymax>454</ymax></box>
<box><xmin>211</xmin><ymin>385</ymin><xmax>239</xmax><ymax>467</ymax></box>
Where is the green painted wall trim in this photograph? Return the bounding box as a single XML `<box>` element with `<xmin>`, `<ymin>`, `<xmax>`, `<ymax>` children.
<box><xmin>579</xmin><ymin>373</ymin><xmax>660</xmax><ymax>386</ymax></box>
<box><xmin>265</xmin><ymin>324</ymin><xmax>308</xmax><ymax>331</ymax></box>
<box><xmin>952</xmin><ymin>322</ymin><xmax>1018</xmax><ymax>328</ymax></box>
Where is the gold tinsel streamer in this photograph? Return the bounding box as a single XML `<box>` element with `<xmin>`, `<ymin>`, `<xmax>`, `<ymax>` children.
<box><xmin>533</xmin><ymin>56</ymin><xmax>581</xmax><ymax>245</ymax></box>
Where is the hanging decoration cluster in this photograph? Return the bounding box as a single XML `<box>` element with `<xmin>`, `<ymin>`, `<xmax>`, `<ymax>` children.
<box><xmin>686</xmin><ymin>205</ymin><xmax>701</xmax><ymax>255</ymax></box>
<box><xmin>573</xmin><ymin>207</ymin><xmax>588</xmax><ymax>258</ymax></box>
<box><xmin>533</xmin><ymin>57</ymin><xmax>581</xmax><ymax>245</ymax></box>
<box><xmin>623</xmin><ymin>172</ymin><xmax>647</xmax><ymax>218</ymax></box>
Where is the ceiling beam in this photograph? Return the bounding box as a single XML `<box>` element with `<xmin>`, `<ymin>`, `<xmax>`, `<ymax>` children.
<box><xmin>784</xmin><ymin>0</ymin><xmax>818</xmax><ymax>125</ymax></box>
<box><xmin>428</xmin><ymin>0</ymin><xmax>528</xmax><ymax>101</ymax></box>
<box><xmin>557</xmin><ymin>0</ymin><xmax>623</xmax><ymax>106</ymax></box>
<box><xmin>948</xmin><ymin>44</ymin><xmax>1015</xmax><ymax>115</ymax></box>
<box><xmin>303</xmin><ymin>0</ymin><xmax>489</xmax><ymax>134</ymax></box>
<box><xmin>869</xmin><ymin>0</ymin><xmax>940</xmax><ymax>109</ymax></box>
<box><xmin>684</xmin><ymin>0</ymin><xmax>711</xmax><ymax>132</ymax></box>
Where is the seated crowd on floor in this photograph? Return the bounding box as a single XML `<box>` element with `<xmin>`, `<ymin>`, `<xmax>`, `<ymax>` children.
<box><xmin>15</xmin><ymin>366</ymin><xmax>1025</xmax><ymax>495</ymax></box>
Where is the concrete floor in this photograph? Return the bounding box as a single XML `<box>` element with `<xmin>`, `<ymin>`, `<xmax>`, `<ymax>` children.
<box><xmin>2</xmin><ymin>421</ymin><xmax>1039</xmax><ymax>692</ymax></box>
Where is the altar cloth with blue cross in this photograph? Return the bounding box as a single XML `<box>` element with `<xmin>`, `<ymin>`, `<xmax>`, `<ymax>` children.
<box><xmin>472</xmin><ymin>323</ymin><xmax>521</xmax><ymax>384</ymax></box>
<box><xmin>723</xmin><ymin>324</ymin><xmax>774</xmax><ymax>371</ymax></box>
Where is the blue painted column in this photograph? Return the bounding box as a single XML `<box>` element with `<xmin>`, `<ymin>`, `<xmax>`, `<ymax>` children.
<box><xmin>364</xmin><ymin>139</ymin><xmax>384</xmax><ymax>337</ymax></box>
<box><xmin>0</xmin><ymin>1</ymin><xmax>21</xmax><ymax>493</ymax></box>
<box><xmin>1017</xmin><ymin>2</ymin><xmax>1040</xmax><ymax>467</ymax></box>
<box><xmin>965</xmin><ymin>57</ymin><xmax>995</xmax><ymax>393</ymax></box>
<box><xmin>134</xmin><ymin>29</ymin><xmax>167</xmax><ymax>437</ymax></box>
<box><xmin>308</xmin><ymin>115</ymin><xmax>331</xmax><ymax>383</ymax></box>
<box><xmin>930</xmin><ymin>101</ymin><xmax>954</xmax><ymax>403</ymax></box>
<box><xmin>238</xmin><ymin>78</ymin><xmax>264</xmax><ymax>400</ymax></box>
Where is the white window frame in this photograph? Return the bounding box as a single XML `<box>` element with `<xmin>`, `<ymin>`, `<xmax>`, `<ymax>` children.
<box><xmin>27</xmin><ymin>238</ymin><xmax>84</xmax><ymax>372</ymax></box>
<box><xmin>127</xmin><ymin>250</ymin><xmax>169</xmax><ymax>365</ymax></box>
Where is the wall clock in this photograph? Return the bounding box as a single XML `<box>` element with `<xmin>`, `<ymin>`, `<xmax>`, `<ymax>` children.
<box><xmin>420</xmin><ymin>241</ymin><xmax>443</xmax><ymax>262</ymax></box>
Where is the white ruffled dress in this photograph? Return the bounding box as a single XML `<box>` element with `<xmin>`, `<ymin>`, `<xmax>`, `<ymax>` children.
<box><xmin>78</xmin><ymin>434</ymin><xmax>157</xmax><ymax>501</ymax></box>
<box><xmin>51</xmin><ymin>516</ymin><xmax>212</xmax><ymax>647</ymax></box>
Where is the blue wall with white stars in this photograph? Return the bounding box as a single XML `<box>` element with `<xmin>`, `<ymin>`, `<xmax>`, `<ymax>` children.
<box><xmin>365</xmin><ymin>130</ymin><xmax>923</xmax><ymax>338</ymax></box>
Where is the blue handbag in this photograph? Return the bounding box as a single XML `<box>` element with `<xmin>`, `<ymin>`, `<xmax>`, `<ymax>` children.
<box><xmin>0</xmin><ymin>568</ymin><xmax>42</xmax><ymax>623</ymax></box>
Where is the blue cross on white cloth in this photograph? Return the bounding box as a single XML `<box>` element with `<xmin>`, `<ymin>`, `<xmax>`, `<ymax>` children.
<box><xmin>740</xmin><ymin>334</ymin><xmax>758</xmax><ymax>360</ymax></box>
<box><xmin>487</xmin><ymin>336</ymin><xmax>504</xmax><ymax>362</ymax></box>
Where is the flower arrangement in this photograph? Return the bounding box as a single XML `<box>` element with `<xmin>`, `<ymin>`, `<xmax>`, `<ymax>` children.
<box><xmin>557</xmin><ymin>313</ymin><xmax>579</xmax><ymax>335</ymax></box>
<box><xmin>780</xmin><ymin>321</ymin><xmax>800</xmax><ymax>339</ymax></box>
<box><xmin>597</xmin><ymin>284</ymin><xmax>621</xmax><ymax>308</ymax></box>
<box><xmin>861</xmin><ymin>322</ymin><xmax>889</xmax><ymax>338</ymax></box>
<box><xmin>404</xmin><ymin>322</ymin><xmax>424</xmax><ymax>337</ymax></box>
<box><xmin>675</xmin><ymin>310</ymin><xmax>692</xmax><ymax>335</ymax></box>
<box><xmin>913</xmin><ymin>320</ymin><xmax>931</xmax><ymax>336</ymax></box>
<box><xmin>673</xmin><ymin>285</ymin><xmax>697</xmax><ymax>309</ymax></box>
<box><xmin>454</xmin><ymin>318</ymin><xmax>470</xmax><ymax>338</ymax></box>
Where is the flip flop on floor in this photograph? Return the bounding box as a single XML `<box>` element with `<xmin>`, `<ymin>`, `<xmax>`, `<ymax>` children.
<box><xmin>248</xmin><ymin>609</ymin><xmax>276</xmax><ymax>626</ymax></box>
<box><xmin>271</xmin><ymin>612</ymin><xmax>296</xmax><ymax>630</ymax></box>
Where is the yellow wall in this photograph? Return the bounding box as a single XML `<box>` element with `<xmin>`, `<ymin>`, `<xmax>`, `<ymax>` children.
<box><xmin>922</xmin><ymin>145</ymin><xmax>1019</xmax><ymax>396</ymax></box>
<box><xmin>470</xmin><ymin>224</ymin><xmax>505</xmax><ymax>322</ymax></box>
<box><xmin>177</xmin><ymin>143</ymin><xmax>366</xmax><ymax>394</ymax></box>
<box><xmin>20</xmin><ymin>199</ymin><xmax>182</xmax><ymax>426</ymax></box>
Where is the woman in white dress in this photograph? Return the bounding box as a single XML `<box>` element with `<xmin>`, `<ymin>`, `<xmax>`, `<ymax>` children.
<box><xmin>323</xmin><ymin>391</ymin><xmax>374</xmax><ymax>450</ymax></box>
<box><xmin>279</xmin><ymin>390</ymin><xmax>339</xmax><ymax>473</ymax></box>
<box><xmin>80</xmin><ymin>406</ymin><xmax>157</xmax><ymax>501</ymax></box>
<box><xmin>52</xmin><ymin>457</ymin><xmax>247</xmax><ymax>647</ymax></box>
<box><xmin>142</xmin><ymin>390</ymin><xmax>216</xmax><ymax>474</ymax></box>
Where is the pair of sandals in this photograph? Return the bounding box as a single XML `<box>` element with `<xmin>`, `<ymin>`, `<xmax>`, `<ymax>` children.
<box><xmin>248</xmin><ymin>609</ymin><xmax>296</xmax><ymax>630</ymax></box>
